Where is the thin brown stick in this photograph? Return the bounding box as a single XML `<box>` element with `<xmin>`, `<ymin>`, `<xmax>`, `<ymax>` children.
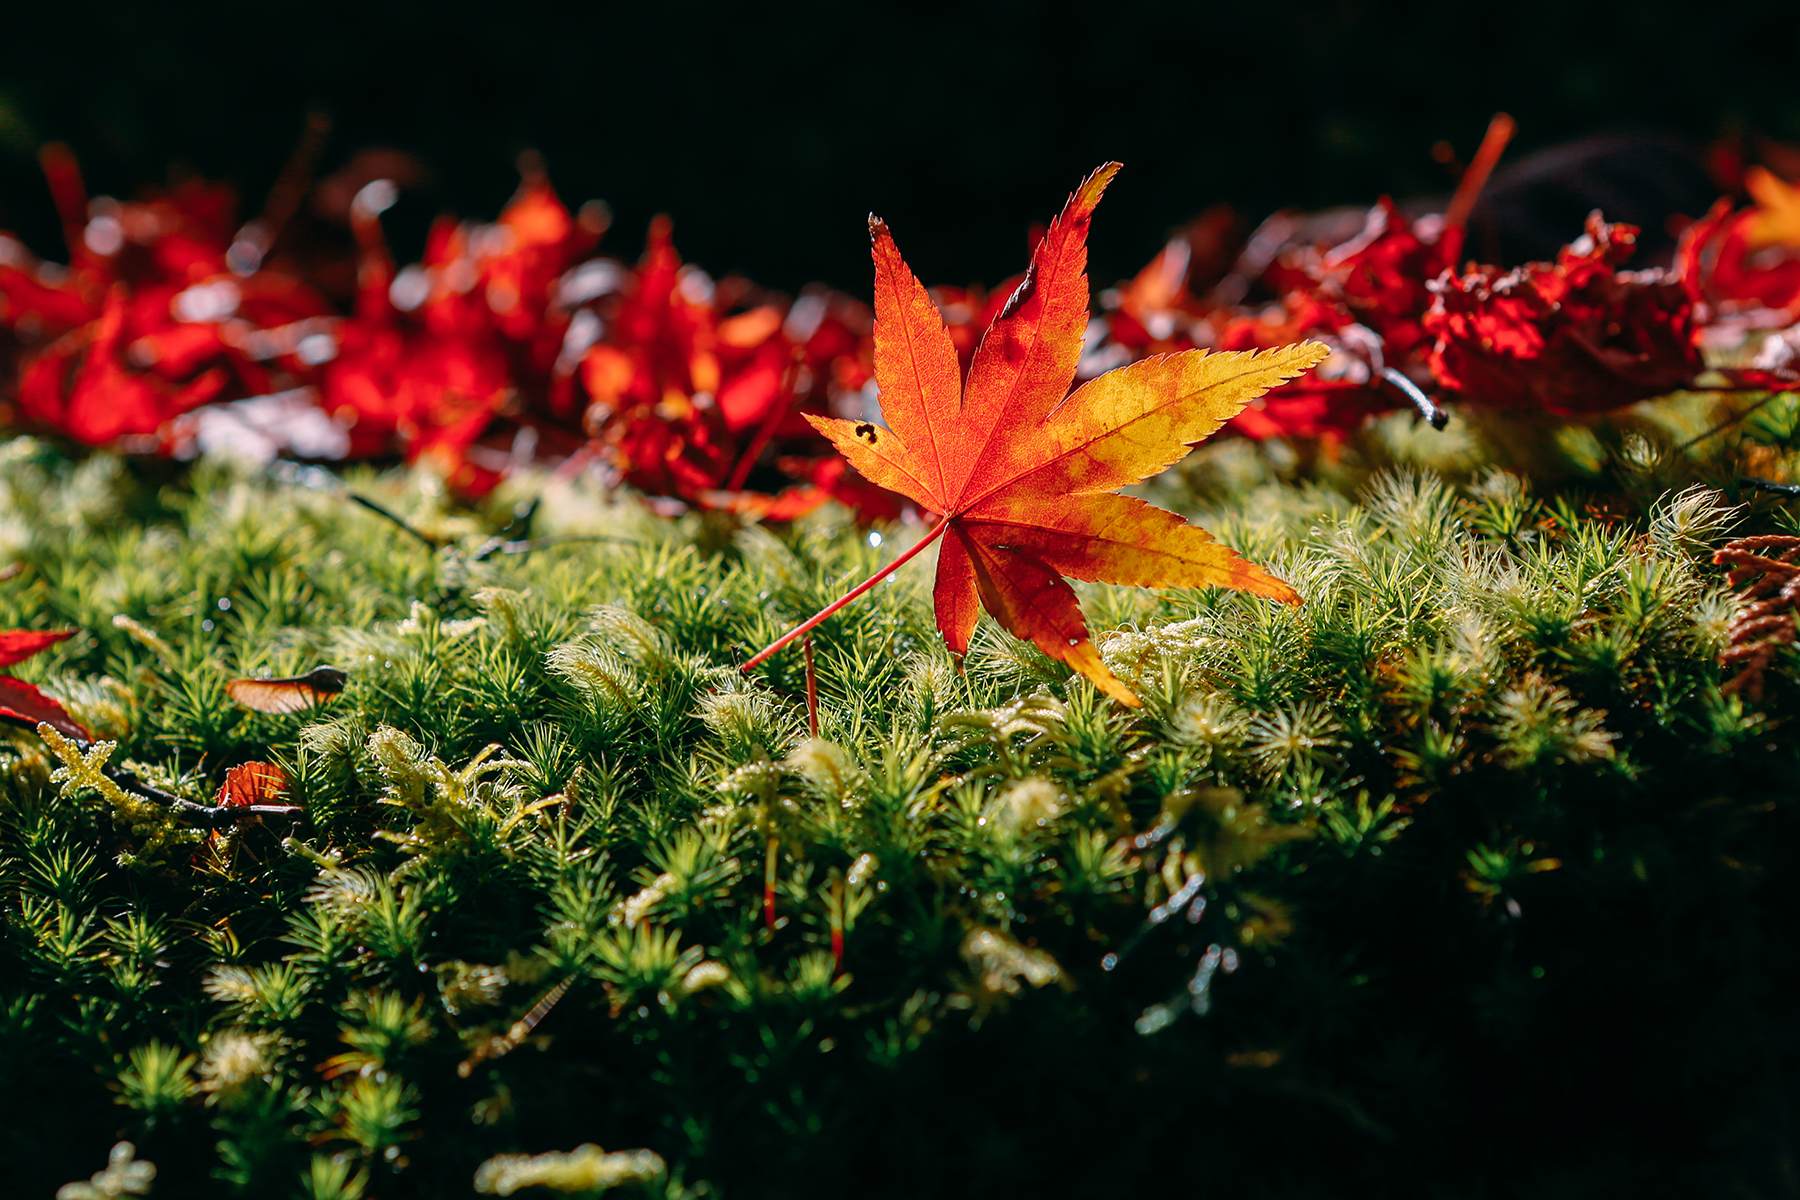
<box><xmin>742</xmin><ymin>518</ymin><xmax>948</xmax><ymax>672</ymax></box>
<box><xmin>1673</xmin><ymin>391</ymin><xmax>1786</xmax><ymax>454</ymax></box>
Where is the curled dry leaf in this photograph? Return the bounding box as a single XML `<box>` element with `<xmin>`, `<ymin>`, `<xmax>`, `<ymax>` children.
<box><xmin>224</xmin><ymin>666</ymin><xmax>348</xmax><ymax>714</ymax></box>
<box><xmin>1423</xmin><ymin>212</ymin><xmax>1702</xmax><ymax>413</ymax></box>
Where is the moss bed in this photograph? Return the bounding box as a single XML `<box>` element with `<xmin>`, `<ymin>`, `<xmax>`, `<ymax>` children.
<box><xmin>2</xmin><ymin>404</ymin><xmax>1798</xmax><ymax>1198</ymax></box>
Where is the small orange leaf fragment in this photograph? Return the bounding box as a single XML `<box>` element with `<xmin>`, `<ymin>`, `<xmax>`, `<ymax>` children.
<box><xmin>216</xmin><ymin>761</ymin><xmax>290</xmax><ymax>807</ymax></box>
<box><xmin>224</xmin><ymin>666</ymin><xmax>348</xmax><ymax>715</ymax></box>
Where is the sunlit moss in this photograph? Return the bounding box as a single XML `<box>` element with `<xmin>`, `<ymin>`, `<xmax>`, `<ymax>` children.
<box><xmin>0</xmin><ymin>449</ymin><xmax>1793</xmax><ymax>1196</ymax></box>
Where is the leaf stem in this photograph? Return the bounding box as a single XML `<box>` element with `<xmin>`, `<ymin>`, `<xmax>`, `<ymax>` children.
<box><xmin>741</xmin><ymin>518</ymin><xmax>948</xmax><ymax>672</ymax></box>
<box><xmin>803</xmin><ymin>634</ymin><xmax>819</xmax><ymax>737</ymax></box>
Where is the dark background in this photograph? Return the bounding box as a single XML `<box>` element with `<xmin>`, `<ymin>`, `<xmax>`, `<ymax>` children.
<box><xmin>1</xmin><ymin>0</ymin><xmax>1797</xmax><ymax>294</ymax></box>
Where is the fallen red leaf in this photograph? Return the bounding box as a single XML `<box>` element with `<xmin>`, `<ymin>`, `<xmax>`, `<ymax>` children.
<box><xmin>216</xmin><ymin>761</ymin><xmax>290</xmax><ymax>807</ymax></box>
<box><xmin>0</xmin><ymin>629</ymin><xmax>74</xmax><ymax>669</ymax></box>
<box><xmin>1423</xmin><ymin>212</ymin><xmax>1701</xmax><ymax>413</ymax></box>
<box><xmin>0</xmin><ymin>675</ymin><xmax>89</xmax><ymax>742</ymax></box>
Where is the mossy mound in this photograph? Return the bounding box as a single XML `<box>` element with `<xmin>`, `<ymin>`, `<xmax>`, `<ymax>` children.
<box><xmin>2</xmin><ymin>421</ymin><xmax>1796</xmax><ymax>1198</ymax></box>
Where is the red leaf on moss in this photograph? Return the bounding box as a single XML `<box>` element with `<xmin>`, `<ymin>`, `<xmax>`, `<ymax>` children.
<box><xmin>1423</xmin><ymin>213</ymin><xmax>1701</xmax><ymax>413</ymax></box>
<box><xmin>0</xmin><ymin>676</ymin><xmax>89</xmax><ymax>742</ymax></box>
<box><xmin>216</xmin><ymin>761</ymin><xmax>289</xmax><ymax>807</ymax></box>
<box><xmin>800</xmin><ymin>165</ymin><xmax>1326</xmax><ymax>704</ymax></box>
<box><xmin>0</xmin><ymin>629</ymin><xmax>74</xmax><ymax>669</ymax></box>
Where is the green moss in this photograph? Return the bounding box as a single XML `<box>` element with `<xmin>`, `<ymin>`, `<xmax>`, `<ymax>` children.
<box><xmin>1</xmin><ymin>430</ymin><xmax>1797</xmax><ymax>1198</ymax></box>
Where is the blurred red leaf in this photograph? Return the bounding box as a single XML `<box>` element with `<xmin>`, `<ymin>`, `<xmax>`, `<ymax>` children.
<box><xmin>1424</xmin><ymin>213</ymin><xmax>1701</xmax><ymax>413</ymax></box>
<box><xmin>1677</xmin><ymin>169</ymin><xmax>1800</xmax><ymax>320</ymax></box>
<box><xmin>0</xmin><ymin>676</ymin><xmax>89</xmax><ymax>742</ymax></box>
<box><xmin>0</xmin><ymin>629</ymin><xmax>74</xmax><ymax>668</ymax></box>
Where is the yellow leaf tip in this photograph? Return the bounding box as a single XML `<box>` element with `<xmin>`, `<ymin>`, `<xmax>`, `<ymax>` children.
<box><xmin>1072</xmin><ymin>162</ymin><xmax>1123</xmax><ymax>213</ymax></box>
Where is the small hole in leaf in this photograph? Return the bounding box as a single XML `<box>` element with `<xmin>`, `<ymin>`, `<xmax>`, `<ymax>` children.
<box><xmin>855</xmin><ymin>423</ymin><xmax>878</xmax><ymax>443</ymax></box>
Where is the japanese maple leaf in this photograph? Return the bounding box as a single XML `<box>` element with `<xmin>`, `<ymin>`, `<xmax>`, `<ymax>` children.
<box><xmin>749</xmin><ymin>164</ymin><xmax>1327</xmax><ymax>705</ymax></box>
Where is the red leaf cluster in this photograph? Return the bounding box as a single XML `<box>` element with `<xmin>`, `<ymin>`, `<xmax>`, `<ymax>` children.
<box><xmin>0</xmin><ymin>164</ymin><xmax>331</xmax><ymax>448</ymax></box>
<box><xmin>0</xmin><ymin>147</ymin><xmax>890</xmax><ymax>514</ymax></box>
<box><xmin>577</xmin><ymin>217</ymin><xmax>895</xmax><ymax>521</ymax></box>
<box><xmin>3</xmin><ymin>134</ymin><xmax>1800</xmax><ymax>512</ymax></box>
<box><xmin>1422</xmin><ymin>214</ymin><xmax>1702</xmax><ymax>414</ymax></box>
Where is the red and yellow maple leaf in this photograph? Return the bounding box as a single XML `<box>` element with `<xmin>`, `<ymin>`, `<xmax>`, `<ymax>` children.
<box><xmin>749</xmin><ymin>164</ymin><xmax>1327</xmax><ymax>705</ymax></box>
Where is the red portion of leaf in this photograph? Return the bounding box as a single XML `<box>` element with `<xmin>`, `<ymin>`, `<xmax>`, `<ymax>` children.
<box><xmin>17</xmin><ymin>286</ymin><xmax>229</xmax><ymax>444</ymax></box>
<box><xmin>934</xmin><ymin>524</ymin><xmax>980</xmax><ymax>658</ymax></box>
<box><xmin>216</xmin><ymin>761</ymin><xmax>290</xmax><ymax>807</ymax></box>
<box><xmin>1423</xmin><ymin>214</ymin><xmax>1702</xmax><ymax>413</ymax></box>
<box><xmin>1265</xmin><ymin>198</ymin><xmax>1461</xmax><ymax>362</ymax></box>
<box><xmin>953</xmin><ymin>164</ymin><xmax>1117</xmax><ymax>505</ymax></box>
<box><xmin>0</xmin><ymin>676</ymin><xmax>90</xmax><ymax>742</ymax></box>
<box><xmin>868</xmin><ymin>216</ymin><xmax>963</xmax><ymax>511</ymax></box>
<box><xmin>0</xmin><ymin>629</ymin><xmax>75</xmax><ymax>668</ymax></box>
<box><xmin>1677</xmin><ymin>196</ymin><xmax>1800</xmax><ymax>320</ymax></box>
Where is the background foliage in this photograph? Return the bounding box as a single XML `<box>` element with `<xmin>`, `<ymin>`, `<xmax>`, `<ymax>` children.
<box><xmin>1</xmin><ymin>0</ymin><xmax>1797</xmax><ymax>289</ymax></box>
